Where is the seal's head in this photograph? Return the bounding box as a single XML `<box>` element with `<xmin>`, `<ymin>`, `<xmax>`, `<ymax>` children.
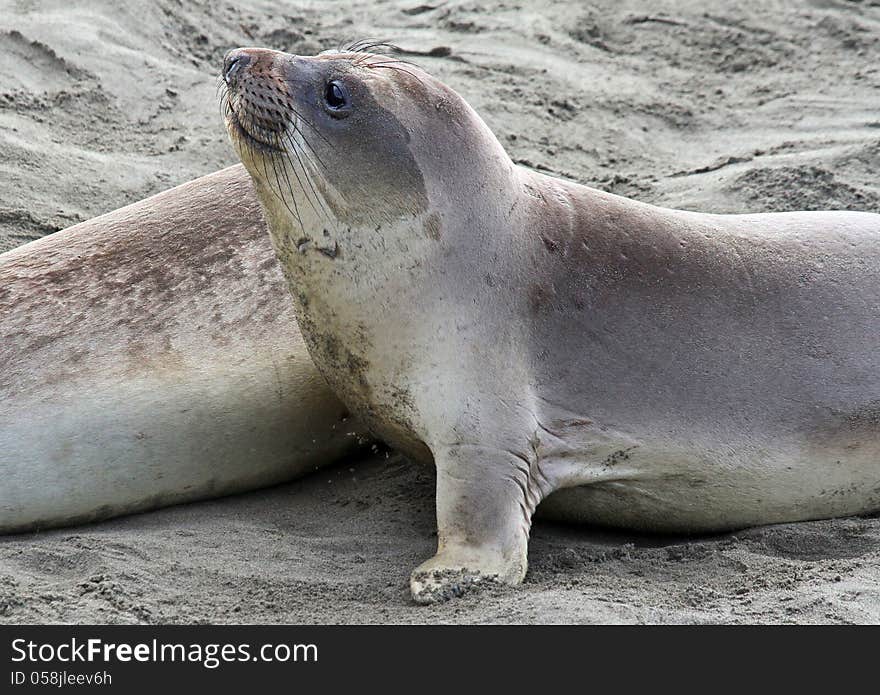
<box><xmin>220</xmin><ymin>45</ymin><xmax>521</xmax><ymax>462</ymax></box>
<box><xmin>220</xmin><ymin>45</ymin><xmax>514</xmax><ymax>244</ymax></box>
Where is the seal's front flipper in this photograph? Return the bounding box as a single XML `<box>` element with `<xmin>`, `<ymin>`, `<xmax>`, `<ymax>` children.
<box><xmin>410</xmin><ymin>444</ymin><xmax>549</xmax><ymax>604</ymax></box>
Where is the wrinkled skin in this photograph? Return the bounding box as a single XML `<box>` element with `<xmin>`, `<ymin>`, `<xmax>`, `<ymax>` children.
<box><xmin>223</xmin><ymin>46</ymin><xmax>880</xmax><ymax>604</ymax></box>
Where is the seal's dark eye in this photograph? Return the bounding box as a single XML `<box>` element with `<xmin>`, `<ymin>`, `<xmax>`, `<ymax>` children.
<box><xmin>324</xmin><ymin>80</ymin><xmax>349</xmax><ymax>111</ymax></box>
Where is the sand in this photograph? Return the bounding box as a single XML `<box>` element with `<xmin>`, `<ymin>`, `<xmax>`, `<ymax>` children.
<box><xmin>1</xmin><ymin>0</ymin><xmax>879</xmax><ymax>624</ymax></box>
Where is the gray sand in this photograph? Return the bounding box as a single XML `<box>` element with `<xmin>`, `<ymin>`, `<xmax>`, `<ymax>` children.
<box><xmin>1</xmin><ymin>0</ymin><xmax>879</xmax><ymax>623</ymax></box>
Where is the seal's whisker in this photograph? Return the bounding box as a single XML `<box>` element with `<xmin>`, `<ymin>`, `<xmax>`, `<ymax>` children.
<box><xmin>285</xmin><ymin>135</ymin><xmax>334</xmax><ymax>224</ymax></box>
<box><xmin>278</xmin><ymin>133</ymin><xmax>331</xmax><ymax>223</ymax></box>
<box><xmin>233</xmin><ymin>107</ymin><xmax>288</xmax><ymax>154</ymax></box>
<box><xmin>269</xmin><ymin>147</ymin><xmax>306</xmax><ymax>226</ymax></box>
<box><xmin>268</xmin><ymin>152</ymin><xmax>287</xmax><ymax>208</ymax></box>
<box><xmin>278</xmin><ymin>127</ymin><xmax>332</xmax><ymax>219</ymax></box>
<box><xmin>288</xmin><ymin>118</ymin><xmax>332</xmax><ymax>172</ymax></box>
<box><xmin>216</xmin><ymin>75</ymin><xmax>230</xmax><ymax>98</ymax></box>
<box><xmin>262</xmin><ymin>149</ymin><xmax>303</xmax><ymax>231</ymax></box>
<box><xmin>274</xmin><ymin>150</ymin><xmax>309</xmax><ymax>218</ymax></box>
<box><xmin>344</xmin><ymin>39</ymin><xmax>400</xmax><ymax>57</ymax></box>
<box><xmin>287</xmin><ymin>127</ymin><xmax>322</xmax><ymax>173</ymax></box>
<box><xmin>218</xmin><ymin>82</ymin><xmax>234</xmax><ymax>126</ymax></box>
<box><xmin>217</xmin><ymin>80</ymin><xmax>228</xmax><ymax>108</ymax></box>
<box><xmin>240</xmin><ymin>107</ymin><xmax>327</xmax><ymax>222</ymax></box>
<box><xmin>354</xmin><ymin>42</ymin><xmax>421</xmax><ymax>69</ymax></box>
<box><xmin>361</xmin><ymin>60</ymin><xmax>427</xmax><ymax>86</ymax></box>
<box><xmin>361</xmin><ymin>56</ymin><xmax>419</xmax><ymax>70</ymax></box>
<box><xmin>240</xmin><ymin>115</ymin><xmax>302</xmax><ymax>229</ymax></box>
<box><xmin>285</xmin><ymin>103</ymin><xmax>337</xmax><ymax>152</ymax></box>
<box><xmin>366</xmin><ymin>52</ymin><xmax>421</xmax><ymax>70</ymax></box>
<box><xmin>341</xmin><ymin>40</ymin><xmax>422</xmax><ymax>71</ymax></box>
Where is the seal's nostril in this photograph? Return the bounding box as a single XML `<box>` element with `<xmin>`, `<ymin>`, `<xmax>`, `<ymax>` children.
<box><xmin>223</xmin><ymin>50</ymin><xmax>251</xmax><ymax>84</ymax></box>
<box><xmin>226</xmin><ymin>57</ymin><xmax>242</xmax><ymax>81</ymax></box>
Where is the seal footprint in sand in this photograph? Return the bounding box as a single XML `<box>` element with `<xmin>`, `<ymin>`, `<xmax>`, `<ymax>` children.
<box><xmin>222</xmin><ymin>45</ymin><xmax>880</xmax><ymax>604</ymax></box>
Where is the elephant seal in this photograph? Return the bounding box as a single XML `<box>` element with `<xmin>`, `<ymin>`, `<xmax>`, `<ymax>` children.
<box><xmin>0</xmin><ymin>165</ymin><xmax>369</xmax><ymax>533</ymax></box>
<box><xmin>222</xmin><ymin>46</ymin><xmax>880</xmax><ymax>603</ymax></box>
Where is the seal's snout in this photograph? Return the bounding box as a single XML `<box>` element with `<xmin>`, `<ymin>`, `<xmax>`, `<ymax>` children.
<box><xmin>223</xmin><ymin>49</ymin><xmax>250</xmax><ymax>84</ymax></box>
<box><xmin>221</xmin><ymin>47</ymin><xmax>294</xmax><ymax>155</ymax></box>
<box><xmin>222</xmin><ymin>47</ymin><xmax>283</xmax><ymax>85</ymax></box>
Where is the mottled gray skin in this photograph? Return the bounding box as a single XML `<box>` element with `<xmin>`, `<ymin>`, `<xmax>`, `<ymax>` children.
<box><xmin>223</xmin><ymin>47</ymin><xmax>880</xmax><ymax>603</ymax></box>
<box><xmin>0</xmin><ymin>167</ymin><xmax>367</xmax><ymax>533</ymax></box>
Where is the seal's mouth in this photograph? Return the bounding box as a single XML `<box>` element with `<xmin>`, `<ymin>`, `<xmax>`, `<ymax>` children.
<box><xmin>218</xmin><ymin>50</ymin><xmax>291</xmax><ymax>156</ymax></box>
<box><xmin>225</xmin><ymin>105</ymin><xmax>286</xmax><ymax>155</ymax></box>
